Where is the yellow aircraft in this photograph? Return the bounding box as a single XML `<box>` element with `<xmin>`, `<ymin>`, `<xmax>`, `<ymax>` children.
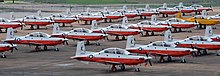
<box><xmin>176</xmin><ymin>11</ymin><xmax>220</xmax><ymax>28</ymax></box>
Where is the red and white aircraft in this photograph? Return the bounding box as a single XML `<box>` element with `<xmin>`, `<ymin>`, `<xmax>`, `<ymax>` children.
<box><xmin>190</xmin><ymin>4</ymin><xmax>213</xmax><ymax>14</ymax></box>
<box><xmin>120</xmin><ymin>5</ymin><xmax>140</xmax><ymax>18</ymax></box>
<box><xmin>159</xmin><ymin>18</ymin><xmax>198</xmax><ymax>32</ymax></box>
<box><xmin>77</xmin><ymin>8</ymin><xmax>104</xmax><ymax>24</ymax></box>
<box><xmin>71</xmin><ymin>41</ymin><xmax>152</xmax><ymax>72</ymax></box>
<box><xmin>123</xmin><ymin>16</ymin><xmax>171</xmax><ymax>36</ymax></box>
<box><xmin>99</xmin><ymin>7</ymin><xmax>124</xmax><ymax>22</ymax></box>
<box><xmin>174</xmin><ymin>2</ymin><xmax>196</xmax><ymax>15</ymax></box>
<box><xmin>157</xmin><ymin>3</ymin><xmax>179</xmax><ymax>17</ymax></box>
<box><xmin>11</xmin><ymin>14</ymin><xmax>54</xmax><ymax>30</ymax></box>
<box><xmin>0</xmin><ymin>42</ymin><xmax>17</xmax><ymax>58</ymax></box>
<box><xmin>91</xmin><ymin>20</ymin><xmax>142</xmax><ymax>40</ymax></box>
<box><xmin>46</xmin><ymin>10</ymin><xmax>78</xmax><ymax>27</ymax></box>
<box><xmin>4</xmin><ymin>28</ymin><xmax>68</xmax><ymax>51</ymax></box>
<box><xmin>51</xmin><ymin>23</ymin><xmax>107</xmax><ymax>45</ymax></box>
<box><xmin>126</xmin><ymin>32</ymin><xmax>197</xmax><ymax>63</ymax></box>
<box><xmin>136</xmin><ymin>4</ymin><xmax>159</xmax><ymax>19</ymax></box>
<box><xmin>204</xmin><ymin>26</ymin><xmax>220</xmax><ymax>42</ymax></box>
<box><xmin>0</xmin><ymin>18</ymin><xmax>23</xmax><ymax>32</ymax></box>
<box><xmin>207</xmin><ymin>13</ymin><xmax>220</xmax><ymax>20</ymax></box>
<box><xmin>167</xmin><ymin>31</ymin><xmax>220</xmax><ymax>56</ymax></box>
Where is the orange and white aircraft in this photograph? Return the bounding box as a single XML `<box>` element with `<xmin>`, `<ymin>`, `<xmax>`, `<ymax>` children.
<box><xmin>123</xmin><ymin>16</ymin><xmax>171</xmax><ymax>36</ymax></box>
<box><xmin>174</xmin><ymin>2</ymin><xmax>196</xmax><ymax>15</ymax></box>
<box><xmin>204</xmin><ymin>26</ymin><xmax>220</xmax><ymax>42</ymax></box>
<box><xmin>4</xmin><ymin>28</ymin><xmax>68</xmax><ymax>51</ymax></box>
<box><xmin>126</xmin><ymin>32</ymin><xmax>197</xmax><ymax>63</ymax></box>
<box><xmin>11</xmin><ymin>12</ymin><xmax>54</xmax><ymax>30</ymax></box>
<box><xmin>0</xmin><ymin>42</ymin><xmax>17</xmax><ymax>58</ymax></box>
<box><xmin>0</xmin><ymin>18</ymin><xmax>23</xmax><ymax>32</ymax></box>
<box><xmin>77</xmin><ymin>8</ymin><xmax>104</xmax><ymax>24</ymax></box>
<box><xmin>51</xmin><ymin>23</ymin><xmax>107</xmax><ymax>45</ymax></box>
<box><xmin>71</xmin><ymin>41</ymin><xmax>152</xmax><ymax>72</ymax></box>
<box><xmin>91</xmin><ymin>20</ymin><xmax>142</xmax><ymax>40</ymax></box>
<box><xmin>190</xmin><ymin>4</ymin><xmax>213</xmax><ymax>14</ymax></box>
<box><xmin>157</xmin><ymin>3</ymin><xmax>179</xmax><ymax>17</ymax></box>
<box><xmin>99</xmin><ymin>7</ymin><xmax>124</xmax><ymax>22</ymax></box>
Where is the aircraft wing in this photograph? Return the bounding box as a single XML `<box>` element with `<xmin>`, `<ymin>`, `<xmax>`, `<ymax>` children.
<box><xmin>97</xmin><ymin>60</ymin><xmax>122</xmax><ymax>65</ymax></box>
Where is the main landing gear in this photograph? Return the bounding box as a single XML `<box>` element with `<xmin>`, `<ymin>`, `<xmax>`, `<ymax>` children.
<box><xmin>196</xmin><ymin>49</ymin><xmax>207</xmax><ymax>56</ymax></box>
<box><xmin>159</xmin><ymin>56</ymin><xmax>186</xmax><ymax>63</ymax></box>
<box><xmin>115</xmin><ymin>36</ymin><xmax>126</xmax><ymax>40</ymax></box>
<box><xmin>1</xmin><ymin>52</ymin><xmax>6</xmax><ymax>58</ymax></box>
<box><xmin>111</xmin><ymin>64</ymin><xmax>126</xmax><ymax>72</ymax></box>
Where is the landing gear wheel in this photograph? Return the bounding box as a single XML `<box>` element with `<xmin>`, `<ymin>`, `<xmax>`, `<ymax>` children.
<box><xmin>54</xmin><ymin>48</ymin><xmax>59</xmax><ymax>51</ymax></box>
<box><xmin>37</xmin><ymin>25</ymin><xmax>40</xmax><ymax>29</ymax></box>
<box><xmin>111</xmin><ymin>65</ymin><xmax>117</xmax><ymax>72</ymax></box>
<box><xmin>86</xmin><ymin>41</ymin><xmax>90</xmax><ymax>45</ymax></box>
<box><xmin>151</xmin><ymin>31</ymin><xmax>154</xmax><ymax>36</ymax></box>
<box><xmin>96</xmin><ymin>43</ymin><xmax>100</xmax><ymax>46</ymax></box>
<box><xmin>134</xmin><ymin>68</ymin><xmax>140</xmax><ymax>72</ymax></box>
<box><xmin>167</xmin><ymin>56</ymin><xmax>172</xmax><ymax>62</ymax></box>
<box><xmin>159</xmin><ymin>56</ymin><xmax>164</xmax><ymax>63</ymax></box>
<box><xmin>120</xmin><ymin>64</ymin><xmax>125</xmax><ymax>70</ymax></box>
<box><xmin>180</xmin><ymin>59</ymin><xmax>186</xmax><ymax>63</ymax></box>
<box><xmin>191</xmin><ymin>52</ymin><xmax>197</xmax><ymax>57</ymax></box>
<box><xmin>197</xmin><ymin>50</ymin><xmax>201</xmax><ymax>56</ymax></box>
<box><xmin>43</xmin><ymin>45</ymin><xmax>48</xmax><ymax>50</ymax></box>
<box><xmin>203</xmin><ymin>50</ymin><xmax>207</xmax><ymax>55</ymax></box>
<box><xmin>122</xmin><ymin>36</ymin><xmax>126</xmax><ymax>40</ymax></box>
<box><xmin>1</xmin><ymin>55</ymin><xmax>6</xmax><ymax>58</ymax></box>
<box><xmin>115</xmin><ymin>36</ymin><xmax>119</xmax><ymax>40</ymax></box>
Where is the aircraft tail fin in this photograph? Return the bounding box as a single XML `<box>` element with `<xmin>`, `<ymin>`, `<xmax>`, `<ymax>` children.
<box><xmin>91</xmin><ymin>20</ymin><xmax>98</xmax><ymax>30</ymax></box>
<box><xmin>66</xmin><ymin>8</ymin><xmax>71</xmax><ymax>15</ymax></box>
<box><xmin>6</xmin><ymin>28</ymin><xmax>15</xmax><ymax>39</ymax></box>
<box><xmin>145</xmin><ymin>4</ymin><xmax>150</xmax><ymax>10</ymax></box>
<box><xmin>151</xmin><ymin>15</ymin><xmax>157</xmax><ymax>22</ymax></box>
<box><xmin>177</xmin><ymin>12</ymin><xmax>182</xmax><ymax>18</ymax></box>
<box><xmin>123</xmin><ymin>5</ymin><xmax>127</xmax><ymax>11</ymax></box>
<box><xmin>75</xmin><ymin>41</ymin><xmax>86</xmax><ymax>56</ymax></box>
<box><xmin>10</xmin><ymin>12</ymin><xmax>15</xmax><ymax>20</ymax></box>
<box><xmin>164</xmin><ymin>30</ymin><xmax>172</xmax><ymax>42</ymax></box>
<box><xmin>205</xmin><ymin>26</ymin><xmax>213</xmax><ymax>37</ymax></box>
<box><xmin>202</xmin><ymin>10</ymin><xmax>207</xmax><ymax>18</ymax></box>
<box><xmin>179</xmin><ymin>2</ymin><xmax>183</xmax><ymax>7</ymax></box>
<box><xmin>163</xmin><ymin>3</ymin><xmax>167</xmax><ymax>8</ymax></box>
<box><xmin>86</xmin><ymin>8</ymin><xmax>91</xmax><ymax>13</ymax></box>
<box><xmin>37</xmin><ymin>10</ymin><xmax>42</xmax><ymax>17</ymax></box>
<box><xmin>122</xmin><ymin>17</ymin><xmax>128</xmax><ymax>26</ymax></box>
<box><xmin>53</xmin><ymin>23</ymin><xmax>60</xmax><ymax>34</ymax></box>
<box><xmin>126</xmin><ymin>36</ymin><xmax>135</xmax><ymax>48</ymax></box>
<box><xmin>104</xmin><ymin>7</ymin><xmax>108</xmax><ymax>12</ymax></box>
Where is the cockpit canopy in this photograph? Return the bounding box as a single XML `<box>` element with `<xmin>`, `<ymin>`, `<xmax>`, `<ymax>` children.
<box><xmin>0</xmin><ymin>18</ymin><xmax>10</xmax><ymax>22</ymax></box>
<box><xmin>166</xmin><ymin>18</ymin><xmax>185</xmax><ymax>22</ymax></box>
<box><xmin>26</xmin><ymin>32</ymin><xmax>50</xmax><ymax>38</ymax></box>
<box><xmin>187</xmin><ymin>36</ymin><xmax>207</xmax><ymax>41</ymax></box>
<box><xmin>151</xmin><ymin>41</ymin><xmax>174</xmax><ymax>47</ymax></box>
<box><xmin>190</xmin><ymin>4</ymin><xmax>203</xmax><ymax>8</ymax></box>
<box><xmin>108</xmin><ymin>24</ymin><xmax>127</xmax><ymax>29</ymax></box>
<box><xmin>24</xmin><ymin>15</ymin><xmax>41</xmax><ymax>20</ymax></box>
<box><xmin>51</xmin><ymin>14</ymin><xmax>66</xmax><ymax>18</ymax></box>
<box><xmin>70</xmin><ymin>28</ymin><xmax>92</xmax><ymax>33</ymax></box>
<box><xmin>100</xmin><ymin>48</ymin><xmax>130</xmax><ymax>55</ymax></box>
